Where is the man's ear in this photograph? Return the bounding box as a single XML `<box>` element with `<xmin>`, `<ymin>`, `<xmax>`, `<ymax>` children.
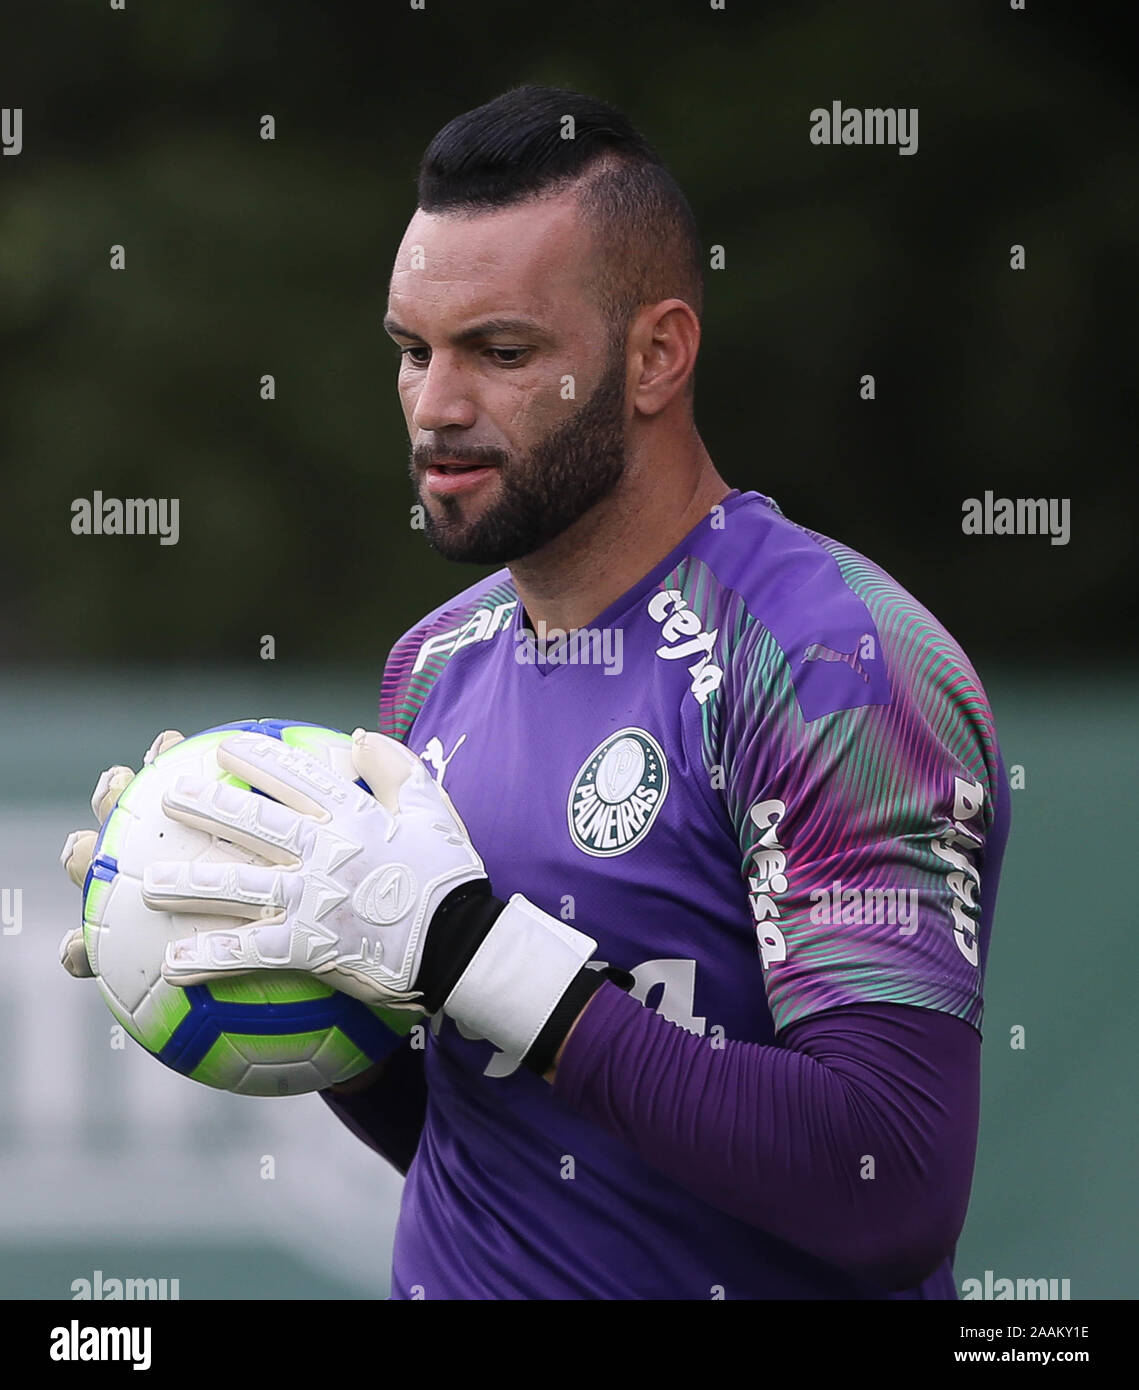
<box><xmin>629</xmin><ymin>299</ymin><xmax>701</xmax><ymax>417</ymax></box>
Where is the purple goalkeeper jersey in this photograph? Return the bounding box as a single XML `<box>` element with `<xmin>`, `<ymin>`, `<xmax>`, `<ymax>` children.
<box><xmin>372</xmin><ymin>489</ymin><xmax>1008</xmax><ymax>1299</ymax></box>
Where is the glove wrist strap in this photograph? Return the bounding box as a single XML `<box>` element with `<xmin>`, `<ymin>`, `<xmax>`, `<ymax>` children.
<box><xmin>422</xmin><ymin>887</ymin><xmax>634</xmax><ymax>1074</ymax></box>
<box><xmin>415</xmin><ymin>879</ymin><xmax>502</xmax><ymax>1013</ymax></box>
<box><xmin>441</xmin><ymin>893</ymin><xmax>600</xmax><ymax>1067</ymax></box>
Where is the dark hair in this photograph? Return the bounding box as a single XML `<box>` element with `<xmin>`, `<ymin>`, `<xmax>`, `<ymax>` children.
<box><xmin>417</xmin><ymin>85</ymin><xmax>704</xmax><ymax>339</ymax></box>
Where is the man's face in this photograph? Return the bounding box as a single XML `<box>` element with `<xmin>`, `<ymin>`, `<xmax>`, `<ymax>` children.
<box><xmin>385</xmin><ymin>194</ymin><xmax>629</xmax><ymax>564</ymax></box>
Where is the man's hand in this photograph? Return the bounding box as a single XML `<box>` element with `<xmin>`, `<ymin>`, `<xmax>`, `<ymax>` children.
<box><xmin>148</xmin><ymin>729</ymin><xmax>609</xmax><ymax>1072</ymax></box>
<box><xmin>57</xmin><ymin>730</ymin><xmax>185</xmax><ymax>979</ymax></box>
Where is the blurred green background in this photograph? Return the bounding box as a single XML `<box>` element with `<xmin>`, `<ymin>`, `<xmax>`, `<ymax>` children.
<box><xmin>0</xmin><ymin>0</ymin><xmax>1135</xmax><ymax>1298</ymax></box>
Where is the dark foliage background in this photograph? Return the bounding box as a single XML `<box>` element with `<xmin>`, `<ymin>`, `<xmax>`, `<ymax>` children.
<box><xmin>0</xmin><ymin>0</ymin><xmax>1133</xmax><ymax>672</ymax></box>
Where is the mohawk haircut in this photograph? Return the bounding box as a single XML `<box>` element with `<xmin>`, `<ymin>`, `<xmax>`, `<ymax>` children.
<box><xmin>417</xmin><ymin>85</ymin><xmax>705</xmax><ymax>344</ymax></box>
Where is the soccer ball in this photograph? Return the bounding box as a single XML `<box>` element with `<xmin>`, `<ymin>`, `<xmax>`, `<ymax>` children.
<box><xmin>81</xmin><ymin>718</ymin><xmax>415</xmax><ymax>1096</ymax></box>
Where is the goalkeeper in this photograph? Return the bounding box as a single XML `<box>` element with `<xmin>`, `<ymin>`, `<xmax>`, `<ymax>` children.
<box><xmin>62</xmin><ymin>86</ymin><xmax>1010</xmax><ymax>1300</ymax></box>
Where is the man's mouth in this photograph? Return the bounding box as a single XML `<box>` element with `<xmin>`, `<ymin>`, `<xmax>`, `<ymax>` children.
<box><xmin>422</xmin><ymin>459</ymin><xmax>500</xmax><ymax>495</ymax></box>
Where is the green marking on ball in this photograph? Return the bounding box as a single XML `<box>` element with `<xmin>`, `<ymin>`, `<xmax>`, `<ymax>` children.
<box><xmin>314</xmin><ymin>1027</ymin><xmax>375</xmax><ymax>1082</ymax></box>
<box><xmin>96</xmin><ymin>980</ymin><xmax>147</xmax><ymax>1047</ymax></box>
<box><xmin>190</xmin><ymin>1027</ymin><xmax>370</xmax><ymax>1094</ymax></box>
<box><xmin>99</xmin><ymin>806</ymin><xmax>130</xmax><ymax>861</ymax></box>
<box><xmin>282</xmin><ymin>725</ymin><xmax>351</xmax><ymax>754</ymax></box>
<box><xmin>189</xmin><ymin>1033</ymin><xmax>255</xmax><ymax>1091</ymax></box>
<box><xmin>371</xmin><ymin>1004</ymin><xmax>419</xmax><ymax>1037</ymax></box>
<box><xmin>83</xmin><ymin>876</ymin><xmax>111</xmax><ymax>928</ymax></box>
<box><xmin>206</xmin><ymin>972</ymin><xmax>335</xmax><ymax>1006</ymax></box>
<box><xmin>134</xmin><ymin>983</ymin><xmax>193</xmax><ymax>1052</ymax></box>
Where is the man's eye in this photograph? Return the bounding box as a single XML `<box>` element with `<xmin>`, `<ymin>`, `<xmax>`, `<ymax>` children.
<box><xmin>398</xmin><ymin>346</ymin><xmax>430</xmax><ymax>365</ymax></box>
<box><xmin>487</xmin><ymin>348</ymin><xmax>529</xmax><ymax>365</ymax></box>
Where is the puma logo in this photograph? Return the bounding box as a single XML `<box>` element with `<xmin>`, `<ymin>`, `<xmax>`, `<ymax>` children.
<box><xmin>421</xmin><ymin>733</ymin><xmax>467</xmax><ymax>788</ymax></box>
<box><xmin>803</xmin><ymin>641</ymin><xmax>870</xmax><ymax>683</ymax></box>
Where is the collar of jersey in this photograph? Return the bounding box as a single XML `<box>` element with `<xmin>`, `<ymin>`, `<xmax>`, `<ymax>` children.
<box><xmin>512</xmin><ymin>489</ymin><xmax>770</xmax><ymax>676</ymax></box>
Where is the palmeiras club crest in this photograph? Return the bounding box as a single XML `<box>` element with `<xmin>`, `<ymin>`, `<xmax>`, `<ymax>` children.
<box><xmin>567</xmin><ymin>728</ymin><xmax>669</xmax><ymax>857</ymax></box>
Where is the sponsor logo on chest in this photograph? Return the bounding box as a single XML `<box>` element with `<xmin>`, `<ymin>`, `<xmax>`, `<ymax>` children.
<box><xmin>647</xmin><ymin>588</ymin><xmax>723</xmax><ymax>704</ymax></box>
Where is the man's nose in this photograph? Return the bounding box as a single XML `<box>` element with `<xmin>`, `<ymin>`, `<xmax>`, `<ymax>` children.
<box><xmin>409</xmin><ymin>354</ymin><xmax>479</xmax><ymax>433</ymax></box>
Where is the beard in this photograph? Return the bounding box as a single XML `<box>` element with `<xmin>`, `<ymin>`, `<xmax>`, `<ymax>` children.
<box><xmin>409</xmin><ymin>343</ymin><xmax>629</xmax><ymax>565</ymax></box>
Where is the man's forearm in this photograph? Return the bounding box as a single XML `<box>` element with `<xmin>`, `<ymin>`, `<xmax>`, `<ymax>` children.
<box><xmin>551</xmin><ymin>984</ymin><xmax>980</xmax><ymax>1290</ymax></box>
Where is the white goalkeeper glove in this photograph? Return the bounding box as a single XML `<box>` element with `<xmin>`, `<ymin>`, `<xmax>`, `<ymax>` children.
<box><xmin>58</xmin><ymin>730</ymin><xmax>186</xmax><ymax>979</ymax></box>
<box><xmin>145</xmin><ymin>728</ymin><xmax>626</xmax><ymax>1074</ymax></box>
